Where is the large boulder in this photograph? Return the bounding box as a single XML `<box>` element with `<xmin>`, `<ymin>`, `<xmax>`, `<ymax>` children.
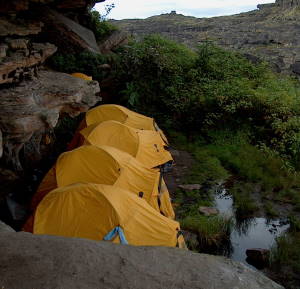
<box><xmin>0</xmin><ymin>70</ymin><xmax>100</xmax><ymax>171</ymax></box>
<box><xmin>99</xmin><ymin>30</ymin><xmax>129</xmax><ymax>54</ymax></box>
<box><xmin>38</xmin><ymin>8</ymin><xmax>100</xmax><ymax>53</ymax></box>
<box><xmin>0</xmin><ymin>221</ymin><xmax>15</xmax><ymax>232</ymax></box>
<box><xmin>0</xmin><ymin>232</ymin><xmax>283</xmax><ymax>289</ymax></box>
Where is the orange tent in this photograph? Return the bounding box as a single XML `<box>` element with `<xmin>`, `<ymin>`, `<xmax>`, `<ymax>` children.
<box><xmin>68</xmin><ymin>104</ymin><xmax>168</xmax><ymax>150</ymax></box>
<box><xmin>23</xmin><ymin>145</ymin><xmax>175</xmax><ymax>233</ymax></box>
<box><xmin>34</xmin><ymin>183</ymin><xmax>180</xmax><ymax>247</ymax></box>
<box><xmin>80</xmin><ymin>121</ymin><xmax>173</xmax><ymax>169</ymax></box>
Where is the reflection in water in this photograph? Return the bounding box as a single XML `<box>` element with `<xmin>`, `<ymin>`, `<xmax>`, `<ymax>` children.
<box><xmin>213</xmin><ymin>186</ymin><xmax>289</xmax><ymax>269</ymax></box>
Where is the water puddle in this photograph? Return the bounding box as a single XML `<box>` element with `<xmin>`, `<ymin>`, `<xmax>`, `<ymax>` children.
<box><xmin>214</xmin><ymin>187</ymin><xmax>289</xmax><ymax>269</ymax></box>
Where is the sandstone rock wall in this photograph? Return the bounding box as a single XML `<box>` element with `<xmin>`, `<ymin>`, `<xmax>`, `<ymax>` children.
<box><xmin>0</xmin><ymin>71</ymin><xmax>100</xmax><ymax>171</ymax></box>
<box><xmin>0</xmin><ymin>0</ymin><xmax>103</xmax><ymax>205</ymax></box>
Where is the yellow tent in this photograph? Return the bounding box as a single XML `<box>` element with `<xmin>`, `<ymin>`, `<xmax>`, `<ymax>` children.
<box><xmin>80</xmin><ymin>120</ymin><xmax>173</xmax><ymax>169</ymax></box>
<box><xmin>34</xmin><ymin>183</ymin><xmax>180</xmax><ymax>247</ymax></box>
<box><xmin>67</xmin><ymin>104</ymin><xmax>169</xmax><ymax>151</ymax></box>
<box><xmin>85</xmin><ymin>104</ymin><xmax>169</xmax><ymax>144</ymax></box>
<box><xmin>71</xmin><ymin>72</ymin><xmax>92</xmax><ymax>81</ymax></box>
<box><xmin>26</xmin><ymin>145</ymin><xmax>174</xmax><ymax>218</ymax></box>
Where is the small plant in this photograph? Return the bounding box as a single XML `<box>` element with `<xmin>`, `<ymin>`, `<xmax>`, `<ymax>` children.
<box><xmin>49</xmin><ymin>51</ymin><xmax>111</xmax><ymax>81</ymax></box>
<box><xmin>264</xmin><ymin>201</ymin><xmax>279</xmax><ymax>218</ymax></box>
<box><xmin>288</xmin><ymin>215</ymin><xmax>300</xmax><ymax>232</ymax></box>
<box><xmin>230</xmin><ymin>183</ymin><xmax>257</xmax><ymax>218</ymax></box>
<box><xmin>87</xmin><ymin>9</ymin><xmax>118</xmax><ymax>42</ymax></box>
<box><xmin>270</xmin><ymin>232</ymin><xmax>300</xmax><ymax>289</ymax></box>
<box><xmin>180</xmin><ymin>215</ymin><xmax>233</xmax><ymax>246</ymax></box>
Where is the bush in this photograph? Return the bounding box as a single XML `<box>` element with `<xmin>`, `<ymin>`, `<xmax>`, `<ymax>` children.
<box><xmin>49</xmin><ymin>51</ymin><xmax>113</xmax><ymax>81</ymax></box>
<box><xmin>180</xmin><ymin>215</ymin><xmax>232</xmax><ymax>246</ymax></box>
<box><xmin>116</xmin><ymin>36</ymin><xmax>300</xmax><ymax>166</ymax></box>
<box><xmin>270</xmin><ymin>232</ymin><xmax>300</xmax><ymax>289</ymax></box>
<box><xmin>87</xmin><ymin>10</ymin><xmax>118</xmax><ymax>42</ymax></box>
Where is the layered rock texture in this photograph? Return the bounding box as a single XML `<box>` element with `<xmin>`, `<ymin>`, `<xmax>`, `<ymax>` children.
<box><xmin>0</xmin><ymin>0</ymin><xmax>103</xmax><ymax>203</ymax></box>
<box><xmin>113</xmin><ymin>0</ymin><xmax>300</xmax><ymax>75</ymax></box>
<box><xmin>0</xmin><ymin>71</ymin><xmax>100</xmax><ymax>171</ymax></box>
<box><xmin>0</xmin><ymin>231</ymin><xmax>284</xmax><ymax>289</ymax></box>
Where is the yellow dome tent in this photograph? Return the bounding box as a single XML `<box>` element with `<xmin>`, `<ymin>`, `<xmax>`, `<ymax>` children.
<box><xmin>34</xmin><ymin>183</ymin><xmax>181</xmax><ymax>247</ymax></box>
<box><xmin>68</xmin><ymin>104</ymin><xmax>168</xmax><ymax>150</ymax></box>
<box><xmin>25</xmin><ymin>145</ymin><xmax>174</xmax><ymax>219</ymax></box>
<box><xmin>71</xmin><ymin>72</ymin><xmax>93</xmax><ymax>81</ymax></box>
<box><xmin>86</xmin><ymin>104</ymin><xmax>169</xmax><ymax>144</ymax></box>
<box><xmin>80</xmin><ymin>120</ymin><xmax>173</xmax><ymax>169</ymax></box>
<box><xmin>86</xmin><ymin>104</ymin><xmax>155</xmax><ymax>129</ymax></box>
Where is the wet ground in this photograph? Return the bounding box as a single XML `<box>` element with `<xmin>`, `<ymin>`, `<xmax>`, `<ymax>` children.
<box><xmin>165</xmin><ymin>149</ymin><xmax>290</xmax><ymax>270</ymax></box>
<box><xmin>215</xmin><ymin>189</ymin><xmax>289</xmax><ymax>269</ymax></box>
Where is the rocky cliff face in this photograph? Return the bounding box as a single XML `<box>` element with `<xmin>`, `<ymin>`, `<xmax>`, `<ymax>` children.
<box><xmin>113</xmin><ymin>0</ymin><xmax>300</xmax><ymax>76</ymax></box>
<box><xmin>0</xmin><ymin>0</ymin><xmax>103</xmax><ymax>206</ymax></box>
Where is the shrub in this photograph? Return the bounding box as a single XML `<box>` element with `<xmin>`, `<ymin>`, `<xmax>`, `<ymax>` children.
<box><xmin>230</xmin><ymin>183</ymin><xmax>257</xmax><ymax>218</ymax></box>
<box><xmin>87</xmin><ymin>10</ymin><xmax>118</xmax><ymax>42</ymax></box>
<box><xmin>49</xmin><ymin>51</ymin><xmax>113</xmax><ymax>81</ymax></box>
<box><xmin>116</xmin><ymin>36</ymin><xmax>300</xmax><ymax>166</ymax></box>
<box><xmin>180</xmin><ymin>215</ymin><xmax>233</xmax><ymax>246</ymax></box>
<box><xmin>270</xmin><ymin>232</ymin><xmax>300</xmax><ymax>289</ymax></box>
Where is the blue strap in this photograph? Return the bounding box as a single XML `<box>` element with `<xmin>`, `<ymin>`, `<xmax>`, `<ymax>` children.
<box><xmin>103</xmin><ymin>226</ymin><xmax>128</xmax><ymax>244</ymax></box>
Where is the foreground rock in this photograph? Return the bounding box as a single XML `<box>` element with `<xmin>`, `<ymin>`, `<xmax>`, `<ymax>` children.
<box><xmin>199</xmin><ymin>206</ymin><xmax>219</xmax><ymax>216</ymax></box>
<box><xmin>114</xmin><ymin>0</ymin><xmax>300</xmax><ymax>76</ymax></box>
<box><xmin>0</xmin><ymin>71</ymin><xmax>100</xmax><ymax>170</ymax></box>
<box><xmin>246</xmin><ymin>248</ymin><xmax>270</xmax><ymax>269</ymax></box>
<box><xmin>0</xmin><ymin>221</ymin><xmax>15</xmax><ymax>232</ymax></box>
<box><xmin>0</xmin><ymin>232</ymin><xmax>283</xmax><ymax>289</ymax></box>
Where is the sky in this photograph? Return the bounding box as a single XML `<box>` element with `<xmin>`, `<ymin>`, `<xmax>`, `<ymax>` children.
<box><xmin>95</xmin><ymin>0</ymin><xmax>276</xmax><ymax>20</ymax></box>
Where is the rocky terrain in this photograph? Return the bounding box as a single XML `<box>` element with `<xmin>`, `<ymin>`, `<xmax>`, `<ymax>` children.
<box><xmin>0</xmin><ymin>0</ymin><xmax>105</xmax><ymax>205</ymax></box>
<box><xmin>0</xmin><ymin>221</ymin><xmax>283</xmax><ymax>289</ymax></box>
<box><xmin>113</xmin><ymin>0</ymin><xmax>300</xmax><ymax>76</ymax></box>
<box><xmin>0</xmin><ymin>1</ymin><xmax>293</xmax><ymax>288</ymax></box>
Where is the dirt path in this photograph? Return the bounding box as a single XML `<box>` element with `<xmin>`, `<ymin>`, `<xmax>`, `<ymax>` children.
<box><xmin>164</xmin><ymin>149</ymin><xmax>194</xmax><ymax>198</ymax></box>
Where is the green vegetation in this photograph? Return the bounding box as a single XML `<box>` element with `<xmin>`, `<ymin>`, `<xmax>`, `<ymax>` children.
<box><xmin>230</xmin><ymin>183</ymin><xmax>257</xmax><ymax>218</ymax></box>
<box><xmin>113</xmin><ymin>34</ymin><xmax>300</xmax><ymax>287</ymax></box>
<box><xmin>264</xmin><ymin>201</ymin><xmax>279</xmax><ymax>218</ymax></box>
<box><xmin>270</xmin><ymin>216</ymin><xmax>300</xmax><ymax>289</ymax></box>
<box><xmin>87</xmin><ymin>10</ymin><xmax>118</xmax><ymax>42</ymax></box>
<box><xmin>174</xmin><ymin>185</ymin><xmax>232</xmax><ymax>251</ymax></box>
<box><xmin>49</xmin><ymin>51</ymin><xmax>115</xmax><ymax>81</ymax></box>
<box><xmin>116</xmin><ymin>35</ymin><xmax>300</xmax><ymax>168</ymax></box>
<box><xmin>181</xmin><ymin>215</ymin><xmax>232</xmax><ymax>247</ymax></box>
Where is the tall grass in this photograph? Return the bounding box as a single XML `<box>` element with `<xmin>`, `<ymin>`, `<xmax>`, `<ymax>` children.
<box><xmin>180</xmin><ymin>215</ymin><xmax>233</xmax><ymax>247</ymax></box>
<box><xmin>270</xmin><ymin>232</ymin><xmax>300</xmax><ymax>288</ymax></box>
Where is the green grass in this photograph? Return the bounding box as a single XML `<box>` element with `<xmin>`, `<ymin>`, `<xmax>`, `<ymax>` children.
<box><xmin>170</xmin><ymin>129</ymin><xmax>300</xmax><ymax>220</ymax></box>
<box><xmin>230</xmin><ymin>183</ymin><xmax>258</xmax><ymax>218</ymax></box>
<box><xmin>289</xmin><ymin>215</ymin><xmax>300</xmax><ymax>232</ymax></box>
<box><xmin>174</xmin><ymin>188</ymin><xmax>214</xmax><ymax>219</ymax></box>
<box><xmin>264</xmin><ymin>201</ymin><xmax>279</xmax><ymax>218</ymax></box>
<box><xmin>270</xmin><ymin>232</ymin><xmax>300</xmax><ymax>289</ymax></box>
<box><xmin>180</xmin><ymin>215</ymin><xmax>233</xmax><ymax>246</ymax></box>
